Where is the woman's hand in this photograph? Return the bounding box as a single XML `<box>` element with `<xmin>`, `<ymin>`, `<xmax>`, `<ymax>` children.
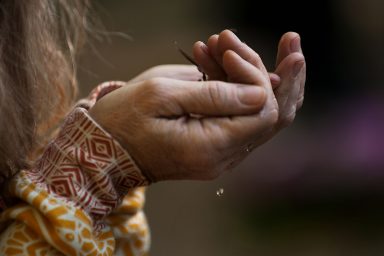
<box><xmin>89</xmin><ymin>48</ymin><xmax>277</xmax><ymax>181</ymax></box>
<box><xmin>193</xmin><ymin>30</ymin><xmax>306</xmax><ymax>145</ymax></box>
<box><xmin>89</xmin><ymin>30</ymin><xmax>306</xmax><ymax>182</ymax></box>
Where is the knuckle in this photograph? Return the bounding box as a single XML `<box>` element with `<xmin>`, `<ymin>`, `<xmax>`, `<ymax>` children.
<box><xmin>142</xmin><ymin>78</ymin><xmax>167</xmax><ymax>96</ymax></box>
<box><xmin>134</xmin><ymin>78</ymin><xmax>170</xmax><ymax>109</ymax></box>
<box><xmin>140</xmin><ymin>78</ymin><xmax>157</xmax><ymax>93</ymax></box>
<box><xmin>145</xmin><ymin>77</ymin><xmax>163</xmax><ymax>88</ymax></box>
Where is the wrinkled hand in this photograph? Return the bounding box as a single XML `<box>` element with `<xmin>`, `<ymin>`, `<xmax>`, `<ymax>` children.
<box><xmin>89</xmin><ymin>30</ymin><xmax>306</xmax><ymax>182</ymax></box>
<box><xmin>193</xmin><ymin>30</ymin><xmax>306</xmax><ymax>148</ymax></box>
<box><xmin>89</xmin><ymin>50</ymin><xmax>277</xmax><ymax>181</ymax></box>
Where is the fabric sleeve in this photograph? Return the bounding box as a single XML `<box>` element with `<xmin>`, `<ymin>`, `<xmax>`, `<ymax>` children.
<box><xmin>22</xmin><ymin>107</ymin><xmax>150</xmax><ymax>222</ymax></box>
<box><xmin>0</xmin><ymin>82</ymin><xmax>151</xmax><ymax>256</ymax></box>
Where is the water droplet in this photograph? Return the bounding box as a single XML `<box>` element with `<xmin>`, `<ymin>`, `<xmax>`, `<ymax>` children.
<box><xmin>216</xmin><ymin>188</ymin><xmax>224</xmax><ymax>197</ymax></box>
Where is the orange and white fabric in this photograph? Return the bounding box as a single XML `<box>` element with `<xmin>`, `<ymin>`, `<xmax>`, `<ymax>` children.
<box><xmin>0</xmin><ymin>82</ymin><xmax>151</xmax><ymax>255</ymax></box>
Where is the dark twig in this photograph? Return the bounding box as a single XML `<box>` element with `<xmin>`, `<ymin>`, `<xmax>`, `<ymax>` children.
<box><xmin>174</xmin><ymin>41</ymin><xmax>207</xmax><ymax>81</ymax></box>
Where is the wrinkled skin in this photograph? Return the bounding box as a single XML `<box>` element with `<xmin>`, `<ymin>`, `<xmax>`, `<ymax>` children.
<box><xmin>89</xmin><ymin>30</ymin><xmax>306</xmax><ymax>182</ymax></box>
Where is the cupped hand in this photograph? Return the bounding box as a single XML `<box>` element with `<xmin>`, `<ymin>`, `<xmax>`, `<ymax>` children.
<box><xmin>193</xmin><ymin>30</ymin><xmax>306</xmax><ymax>147</ymax></box>
<box><xmin>89</xmin><ymin>51</ymin><xmax>278</xmax><ymax>181</ymax></box>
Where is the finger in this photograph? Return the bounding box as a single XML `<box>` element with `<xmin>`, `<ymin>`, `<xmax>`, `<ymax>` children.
<box><xmin>275</xmin><ymin>32</ymin><xmax>306</xmax><ymax>110</ymax></box>
<box><xmin>296</xmin><ymin>61</ymin><xmax>306</xmax><ymax>109</ymax></box>
<box><xmin>269</xmin><ymin>73</ymin><xmax>281</xmax><ymax>89</ymax></box>
<box><xmin>207</xmin><ymin>34</ymin><xmax>222</xmax><ymax>66</ymax></box>
<box><xmin>294</xmin><ymin>46</ymin><xmax>306</xmax><ymax>110</ymax></box>
<box><xmin>221</xmin><ymin>49</ymin><xmax>277</xmax><ymax>114</ymax></box>
<box><xmin>276</xmin><ymin>32</ymin><xmax>301</xmax><ymax>67</ymax></box>
<box><xmin>153</xmin><ymin>78</ymin><xmax>266</xmax><ymax>117</ymax></box>
<box><xmin>128</xmin><ymin>65</ymin><xmax>203</xmax><ymax>83</ymax></box>
<box><xmin>217</xmin><ymin>29</ymin><xmax>269</xmax><ymax>75</ymax></box>
<box><xmin>193</xmin><ymin>41</ymin><xmax>227</xmax><ymax>80</ymax></box>
<box><xmin>274</xmin><ymin>52</ymin><xmax>305</xmax><ymax>127</ymax></box>
<box><xmin>222</xmin><ymin>50</ymin><xmax>268</xmax><ymax>86</ymax></box>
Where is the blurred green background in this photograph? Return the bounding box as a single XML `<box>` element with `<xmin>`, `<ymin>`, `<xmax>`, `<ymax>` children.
<box><xmin>78</xmin><ymin>0</ymin><xmax>384</xmax><ymax>255</ymax></box>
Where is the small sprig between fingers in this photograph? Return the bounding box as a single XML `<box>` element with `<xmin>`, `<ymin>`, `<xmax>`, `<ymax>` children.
<box><xmin>174</xmin><ymin>41</ymin><xmax>207</xmax><ymax>81</ymax></box>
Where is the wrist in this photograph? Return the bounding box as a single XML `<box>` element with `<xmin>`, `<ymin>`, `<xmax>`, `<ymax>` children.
<box><xmin>88</xmin><ymin>98</ymin><xmax>157</xmax><ymax>183</ymax></box>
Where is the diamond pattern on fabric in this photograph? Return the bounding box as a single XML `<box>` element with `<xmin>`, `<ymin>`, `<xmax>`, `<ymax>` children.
<box><xmin>27</xmin><ymin>108</ymin><xmax>149</xmax><ymax>223</ymax></box>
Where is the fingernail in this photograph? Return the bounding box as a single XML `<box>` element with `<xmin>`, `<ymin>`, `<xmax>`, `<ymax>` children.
<box><xmin>292</xmin><ymin>61</ymin><xmax>304</xmax><ymax>78</ymax></box>
<box><xmin>290</xmin><ymin>36</ymin><xmax>301</xmax><ymax>53</ymax></box>
<box><xmin>238</xmin><ymin>87</ymin><xmax>265</xmax><ymax>106</ymax></box>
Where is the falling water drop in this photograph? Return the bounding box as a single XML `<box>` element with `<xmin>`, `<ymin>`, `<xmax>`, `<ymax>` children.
<box><xmin>216</xmin><ymin>188</ymin><xmax>224</xmax><ymax>197</ymax></box>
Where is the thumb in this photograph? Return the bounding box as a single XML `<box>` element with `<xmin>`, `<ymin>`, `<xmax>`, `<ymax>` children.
<box><xmin>155</xmin><ymin>78</ymin><xmax>267</xmax><ymax>117</ymax></box>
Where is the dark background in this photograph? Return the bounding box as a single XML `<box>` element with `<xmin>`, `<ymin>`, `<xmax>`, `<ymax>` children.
<box><xmin>79</xmin><ymin>0</ymin><xmax>384</xmax><ymax>255</ymax></box>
